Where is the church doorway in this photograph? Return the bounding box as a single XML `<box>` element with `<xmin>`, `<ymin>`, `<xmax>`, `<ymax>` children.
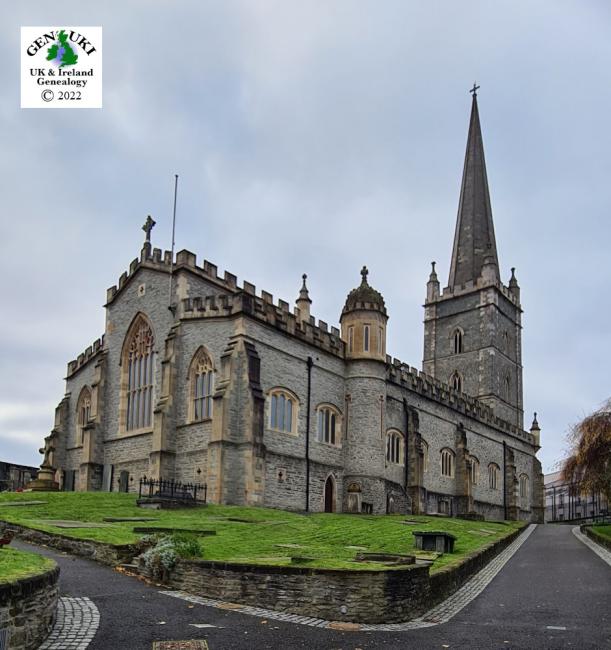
<box><xmin>324</xmin><ymin>475</ymin><xmax>335</xmax><ymax>513</ymax></box>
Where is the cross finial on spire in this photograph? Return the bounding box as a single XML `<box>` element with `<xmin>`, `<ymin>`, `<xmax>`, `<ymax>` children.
<box><xmin>360</xmin><ymin>265</ymin><xmax>369</xmax><ymax>284</ymax></box>
<box><xmin>301</xmin><ymin>273</ymin><xmax>308</xmax><ymax>289</ymax></box>
<box><xmin>142</xmin><ymin>215</ymin><xmax>156</xmax><ymax>242</ymax></box>
<box><xmin>470</xmin><ymin>82</ymin><xmax>480</xmax><ymax>97</ymax></box>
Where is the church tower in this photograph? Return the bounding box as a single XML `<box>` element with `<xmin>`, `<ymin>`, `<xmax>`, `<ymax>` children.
<box><xmin>423</xmin><ymin>89</ymin><xmax>524</xmax><ymax>428</ymax></box>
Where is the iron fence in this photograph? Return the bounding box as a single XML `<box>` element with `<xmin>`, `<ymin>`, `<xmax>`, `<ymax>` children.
<box><xmin>138</xmin><ymin>477</ymin><xmax>207</xmax><ymax>503</ymax></box>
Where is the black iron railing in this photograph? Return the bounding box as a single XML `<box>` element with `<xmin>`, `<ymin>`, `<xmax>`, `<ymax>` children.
<box><xmin>138</xmin><ymin>477</ymin><xmax>207</xmax><ymax>503</ymax></box>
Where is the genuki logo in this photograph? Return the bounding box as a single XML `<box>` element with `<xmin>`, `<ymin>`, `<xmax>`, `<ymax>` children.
<box><xmin>26</xmin><ymin>29</ymin><xmax>97</xmax><ymax>66</ymax></box>
<box><xmin>21</xmin><ymin>26</ymin><xmax>102</xmax><ymax>109</ymax></box>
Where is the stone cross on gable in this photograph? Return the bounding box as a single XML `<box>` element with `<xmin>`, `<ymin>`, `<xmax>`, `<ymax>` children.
<box><xmin>361</xmin><ymin>265</ymin><xmax>369</xmax><ymax>284</ymax></box>
<box><xmin>142</xmin><ymin>215</ymin><xmax>156</xmax><ymax>242</ymax></box>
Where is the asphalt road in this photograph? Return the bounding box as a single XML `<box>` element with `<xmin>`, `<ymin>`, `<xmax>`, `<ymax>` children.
<box><xmin>16</xmin><ymin>524</ymin><xmax>611</xmax><ymax>650</ymax></box>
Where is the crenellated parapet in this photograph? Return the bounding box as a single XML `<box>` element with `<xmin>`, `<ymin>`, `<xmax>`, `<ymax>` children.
<box><xmin>180</xmin><ymin>291</ymin><xmax>344</xmax><ymax>358</ymax></box>
<box><xmin>66</xmin><ymin>335</ymin><xmax>105</xmax><ymax>378</ymax></box>
<box><xmin>386</xmin><ymin>356</ymin><xmax>534</xmax><ymax>444</ymax></box>
<box><xmin>105</xmin><ymin>247</ymin><xmax>241</xmax><ymax>305</ymax></box>
<box><xmin>436</xmin><ymin>278</ymin><xmax>521</xmax><ymax>308</ymax></box>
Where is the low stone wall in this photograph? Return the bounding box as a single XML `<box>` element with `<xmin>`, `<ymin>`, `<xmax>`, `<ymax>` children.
<box><xmin>141</xmin><ymin>523</ymin><xmax>527</xmax><ymax>624</ymax></box>
<box><xmin>0</xmin><ymin>565</ymin><xmax>59</xmax><ymax>650</ymax></box>
<box><xmin>1</xmin><ymin>521</ymin><xmax>137</xmax><ymax>567</ymax></box>
<box><xmin>581</xmin><ymin>525</ymin><xmax>611</xmax><ymax>552</ymax></box>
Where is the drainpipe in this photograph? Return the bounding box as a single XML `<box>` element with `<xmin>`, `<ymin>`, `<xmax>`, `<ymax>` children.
<box><xmin>403</xmin><ymin>398</ymin><xmax>409</xmax><ymax>512</ymax></box>
<box><xmin>503</xmin><ymin>440</ymin><xmax>507</xmax><ymax>520</ymax></box>
<box><xmin>305</xmin><ymin>356</ymin><xmax>313</xmax><ymax>512</ymax></box>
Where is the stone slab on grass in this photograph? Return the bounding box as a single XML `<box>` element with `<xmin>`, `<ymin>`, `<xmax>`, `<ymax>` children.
<box><xmin>103</xmin><ymin>517</ymin><xmax>157</xmax><ymax>522</ymax></box>
<box><xmin>0</xmin><ymin>500</ymin><xmax>47</xmax><ymax>507</ymax></box>
<box><xmin>39</xmin><ymin>520</ymin><xmax>112</xmax><ymax>528</ymax></box>
<box><xmin>152</xmin><ymin>642</ymin><xmax>209</xmax><ymax>650</ymax></box>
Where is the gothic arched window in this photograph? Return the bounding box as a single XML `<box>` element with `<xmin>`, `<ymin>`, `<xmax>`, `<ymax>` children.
<box><xmin>317</xmin><ymin>404</ymin><xmax>342</xmax><ymax>446</ymax></box>
<box><xmin>421</xmin><ymin>439</ymin><xmax>429</xmax><ymax>472</ymax></box>
<box><xmin>76</xmin><ymin>387</ymin><xmax>91</xmax><ymax>445</ymax></box>
<box><xmin>189</xmin><ymin>347</ymin><xmax>215</xmax><ymax>421</ymax></box>
<box><xmin>504</xmin><ymin>375</ymin><xmax>511</xmax><ymax>401</ymax></box>
<box><xmin>452</xmin><ymin>328</ymin><xmax>463</xmax><ymax>354</ymax></box>
<box><xmin>441</xmin><ymin>448</ymin><xmax>455</xmax><ymax>478</ymax></box>
<box><xmin>520</xmin><ymin>473</ymin><xmax>529</xmax><ymax>500</ymax></box>
<box><xmin>386</xmin><ymin>429</ymin><xmax>404</xmax><ymax>464</ymax></box>
<box><xmin>123</xmin><ymin>314</ymin><xmax>155</xmax><ymax>431</ymax></box>
<box><xmin>451</xmin><ymin>371</ymin><xmax>463</xmax><ymax>393</ymax></box>
<box><xmin>269</xmin><ymin>388</ymin><xmax>298</xmax><ymax>434</ymax></box>
<box><xmin>470</xmin><ymin>456</ymin><xmax>480</xmax><ymax>485</ymax></box>
<box><xmin>489</xmin><ymin>463</ymin><xmax>500</xmax><ymax>490</ymax></box>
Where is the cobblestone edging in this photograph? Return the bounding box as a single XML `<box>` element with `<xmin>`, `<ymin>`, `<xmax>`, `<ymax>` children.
<box><xmin>1</xmin><ymin>522</ymin><xmax>137</xmax><ymax>567</ymax></box>
<box><xmin>145</xmin><ymin>523</ymin><xmax>528</xmax><ymax>624</ymax></box>
<box><xmin>0</xmin><ymin>565</ymin><xmax>59</xmax><ymax>650</ymax></box>
<box><xmin>575</xmin><ymin>526</ymin><xmax>611</xmax><ymax>566</ymax></box>
<box><xmin>39</xmin><ymin>597</ymin><xmax>99</xmax><ymax>650</ymax></box>
<box><xmin>160</xmin><ymin>524</ymin><xmax>537</xmax><ymax>630</ymax></box>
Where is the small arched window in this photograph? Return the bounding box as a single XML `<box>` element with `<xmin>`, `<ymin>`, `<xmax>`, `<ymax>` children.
<box><xmin>470</xmin><ymin>456</ymin><xmax>480</xmax><ymax>485</ymax></box>
<box><xmin>421</xmin><ymin>439</ymin><xmax>429</xmax><ymax>472</ymax></box>
<box><xmin>441</xmin><ymin>448</ymin><xmax>455</xmax><ymax>478</ymax></box>
<box><xmin>520</xmin><ymin>473</ymin><xmax>529</xmax><ymax>499</ymax></box>
<box><xmin>123</xmin><ymin>314</ymin><xmax>155</xmax><ymax>431</ymax></box>
<box><xmin>504</xmin><ymin>375</ymin><xmax>511</xmax><ymax>401</ymax></box>
<box><xmin>189</xmin><ymin>347</ymin><xmax>215</xmax><ymax>421</ymax></box>
<box><xmin>317</xmin><ymin>404</ymin><xmax>342</xmax><ymax>446</ymax></box>
<box><xmin>451</xmin><ymin>371</ymin><xmax>463</xmax><ymax>393</ymax></box>
<box><xmin>76</xmin><ymin>387</ymin><xmax>91</xmax><ymax>445</ymax></box>
<box><xmin>503</xmin><ymin>330</ymin><xmax>510</xmax><ymax>353</ymax></box>
<box><xmin>489</xmin><ymin>463</ymin><xmax>500</xmax><ymax>490</ymax></box>
<box><xmin>453</xmin><ymin>329</ymin><xmax>463</xmax><ymax>354</ymax></box>
<box><xmin>386</xmin><ymin>430</ymin><xmax>404</xmax><ymax>465</ymax></box>
<box><xmin>348</xmin><ymin>326</ymin><xmax>354</xmax><ymax>353</ymax></box>
<box><xmin>269</xmin><ymin>388</ymin><xmax>298</xmax><ymax>434</ymax></box>
<box><xmin>363</xmin><ymin>324</ymin><xmax>370</xmax><ymax>352</ymax></box>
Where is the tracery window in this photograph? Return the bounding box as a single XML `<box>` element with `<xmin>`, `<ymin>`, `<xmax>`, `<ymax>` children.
<box><xmin>190</xmin><ymin>348</ymin><xmax>214</xmax><ymax>421</ymax></box>
<box><xmin>453</xmin><ymin>328</ymin><xmax>463</xmax><ymax>354</ymax></box>
<box><xmin>489</xmin><ymin>463</ymin><xmax>500</xmax><ymax>490</ymax></box>
<box><xmin>317</xmin><ymin>404</ymin><xmax>342</xmax><ymax>446</ymax></box>
<box><xmin>269</xmin><ymin>388</ymin><xmax>298</xmax><ymax>434</ymax></box>
<box><xmin>441</xmin><ymin>448</ymin><xmax>455</xmax><ymax>478</ymax></box>
<box><xmin>77</xmin><ymin>387</ymin><xmax>91</xmax><ymax>445</ymax></box>
<box><xmin>470</xmin><ymin>456</ymin><xmax>480</xmax><ymax>485</ymax></box>
<box><xmin>451</xmin><ymin>371</ymin><xmax>463</xmax><ymax>393</ymax></box>
<box><xmin>124</xmin><ymin>316</ymin><xmax>155</xmax><ymax>431</ymax></box>
<box><xmin>520</xmin><ymin>473</ymin><xmax>529</xmax><ymax>499</ymax></box>
<box><xmin>386</xmin><ymin>429</ymin><xmax>404</xmax><ymax>464</ymax></box>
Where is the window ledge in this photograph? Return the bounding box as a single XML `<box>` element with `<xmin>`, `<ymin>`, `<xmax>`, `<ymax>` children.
<box><xmin>66</xmin><ymin>444</ymin><xmax>83</xmax><ymax>451</ymax></box>
<box><xmin>112</xmin><ymin>429</ymin><xmax>154</xmax><ymax>440</ymax></box>
<box><xmin>177</xmin><ymin>419</ymin><xmax>212</xmax><ymax>429</ymax></box>
<box><xmin>267</xmin><ymin>427</ymin><xmax>298</xmax><ymax>436</ymax></box>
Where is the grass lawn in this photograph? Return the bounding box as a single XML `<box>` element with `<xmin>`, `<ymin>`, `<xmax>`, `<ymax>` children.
<box><xmin>0</xmin><ymin>492</ymin><xmax>524</xmax><ymax>572</ymax></box>
<box><xmin>0</xmin><ymin>546</ymin><xmax>55</xmax><ymax>584</ymax></box>
<box><xmin>592</xmin><ymin>524</ymin><xmax>611</xmax><ymax>542</ymax></box>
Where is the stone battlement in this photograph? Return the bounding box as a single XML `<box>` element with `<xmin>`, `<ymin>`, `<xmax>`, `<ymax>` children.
<box><xmin>180</xmin><ymin>292</ymin><xmax>344</xmax><ymax>357</ymax></box>
<box><xmin>439</xmin><ymin>278</ymin><xmax>520</xmax><ymax>307</ymax></box>
<box><xmin>67</xmin><ymin>335</ymin><xmax>105</xmax><ymax>378</ymax></box>
<box><xmin>386</xmin><ymin>356</ymin><xmax>534</xmax><ymax>444</ymax></box>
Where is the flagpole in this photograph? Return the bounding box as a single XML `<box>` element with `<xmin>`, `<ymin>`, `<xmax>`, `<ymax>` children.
<box><xmin>168</xmin><ymin>174</ymin><xmax>179</xmax><ymax>314</ymax></box>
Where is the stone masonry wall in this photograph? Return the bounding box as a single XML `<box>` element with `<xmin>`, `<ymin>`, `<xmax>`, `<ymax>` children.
<box><xmin>0</xmin><ymin>565</ymin><xmax>59</xmax><ymax>650</ymax></box>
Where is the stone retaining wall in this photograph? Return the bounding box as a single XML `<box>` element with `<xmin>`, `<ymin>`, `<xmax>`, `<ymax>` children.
<box><xmin>142</xmin><ymin>523</ymin><xmax>527</xmax><ymax>624</ymax></box>
<box><xmin>0</xmin><ymin>565</ymin><xmax>59</xmax><ymax>650</ymax></box>
<box><xmin>1</xmin><ymin>521</ymin><xmax>137</xmax><ymax>566</ymax></box>
<box><xmin>581</xmin><ymin>525</ymin><xmax>611</xmax><ymax>552</ymax></box>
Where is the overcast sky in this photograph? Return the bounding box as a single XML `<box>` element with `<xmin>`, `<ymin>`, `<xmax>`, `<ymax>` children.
<box><xmin>1</xmin><ymin>1</ymin><xmax>610</xmax><ymax>474</ymax></box>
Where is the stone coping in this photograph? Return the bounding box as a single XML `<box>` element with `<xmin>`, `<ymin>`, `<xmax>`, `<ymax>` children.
<box><xmin>0</xmin><ymin>564</ymin><xmax>59</xmax><ymax>605</ymax></box>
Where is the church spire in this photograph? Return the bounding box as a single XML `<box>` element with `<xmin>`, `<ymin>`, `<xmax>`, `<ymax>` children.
<box><xmin>448</xmin><ymin>86</ymin><xmax>499</xmax><ymax>288</ymax></box>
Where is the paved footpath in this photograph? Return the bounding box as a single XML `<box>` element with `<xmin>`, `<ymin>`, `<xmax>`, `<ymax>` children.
<box><xmin>14</xmin><ymin>524</ymin><xmax>611</xmax><ymax>650</ymax></box>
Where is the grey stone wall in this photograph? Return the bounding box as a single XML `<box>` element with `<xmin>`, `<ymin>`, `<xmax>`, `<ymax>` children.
<box><xmin>0</xmin><ymin>565</ymin><xmax>59</xmax><ymax>650</ymax></box>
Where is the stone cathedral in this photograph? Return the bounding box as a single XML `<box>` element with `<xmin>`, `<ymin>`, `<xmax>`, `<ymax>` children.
<box><xmin>38</xmin><ymin>92</ymin><xmax>544</xmax><ymax>522</ymax></box>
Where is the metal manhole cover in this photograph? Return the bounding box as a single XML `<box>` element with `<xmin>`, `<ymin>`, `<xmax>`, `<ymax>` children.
<box><xmin>153</xmin><ymin>642</ymin><xmax>209</xmax><ymax>650</ymax></box>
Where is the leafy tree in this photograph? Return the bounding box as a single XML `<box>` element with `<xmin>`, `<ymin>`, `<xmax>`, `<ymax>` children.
<box><xmin>562</xmin><ymin>400</ymin><xmax>611</xmax><ymax>501</ymax></box>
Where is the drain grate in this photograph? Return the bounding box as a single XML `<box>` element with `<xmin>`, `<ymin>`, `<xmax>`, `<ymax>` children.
<box><xmin>152</xmin><ymin>642</ymin><xmax>209</xmax><ymax>650</ymax></box>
